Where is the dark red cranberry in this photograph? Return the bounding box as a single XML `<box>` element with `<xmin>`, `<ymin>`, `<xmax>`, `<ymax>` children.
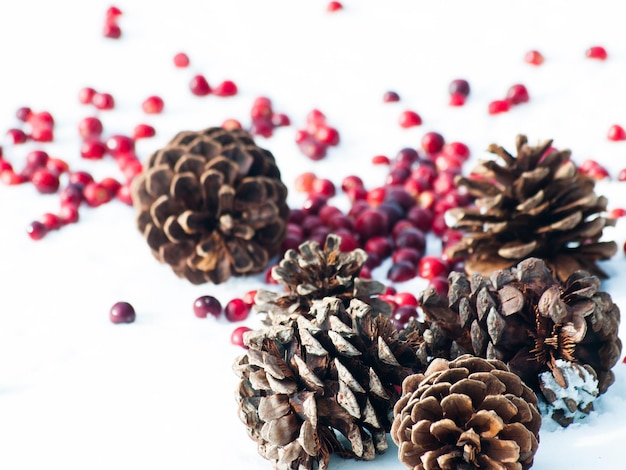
<box><xmin>26</xmin><ymin>150</ymin><xmax>49</xmax><ymax>168</ymax></box>
<box><xmin>16</xmin><ymin>106</ymin><xmax>32</xmax><ymax>121</ymax></box>
<box><xmin>59</xmin><ymin>183</ymin><xmax>84</xmax><ymax>207</ymax></box>
<box><xmin>341</xmin><ymin>175</ymin><xmax>364</xmax><ymax>193</ymax></box>
<box><xmin>298</xmin><ymin>135</ymin><xmax>327</xmax><ymax>160</ymax></box>
<box><xmin>392</xmin><ymin>247</ymin><xmax>422</xmax><ymax>266</ymax></box>
<box><xmin>421</xmin><ymin>132</ymin><xmax>445</xmax><ymax>154</ymax></box>
<box><xmin>406</xmin><ymin>206</ymin><xmax>434</xmax><ymax>232</ymax></box>
<box><xmin>302</xmin><ymin>194</ymin><xmax>328</xmax><ymax>215</ymax></box>
<box><xmin>395</xmin><ymin>147</ymin><xmax>419</xmax><ymax>167</ymax></box>
<box><xmin>301</xmin><ymin>215</ymin><xmax>323</xmax><ymax>235</ymax></box>
<box><xmin>6</xmin><ymin>129</ymin><xmax>28</xmax><ymax>144</ymax></box>
<box><xmin>524</xmin><ymin>50</ymin><xmax>544</xmax><ymax>65</ymax></box>
<box><xmin>429</xmin><ymin>276</ymin><xmax>449</xmax><ymax>297</ymax></box>
<box><xmin>27</xmin><ymin>221</ymin><xmax>48</xmax><ymax>240</ymax></box>
<box><xmin>398</xmin><ymin>110</ymin><xmax>422</xmax><ymax>128</ymax></box>
<box><xmin>288</xmin><ymin>208</ymin><xmax>307</xmax><ymax>225</ymax></box>
<box><xmin>391</xmin><ymin>220</ymin><xmax>417</xmax><ymax>238</ymax></box>
<box><xmin>231</xmin><ymin>326</ymin><xmax>251</xmax><ymax>348</ymax></box>
<box><xmin>336</xmin><ymin>229</ymin><xmax>359</xmax><ymax>252</ymax></box>
<box><xmin>213</xmin><ymin>80</ymin><xmax>238</xmax><ymax>97</ymax></box>
<box><xmin>78</xmin><ymin>87</ymin><xmax>96</xmax><ymax>105</ymax></box>
<box><xmin>449</xmin><ymin>79</ymin><xmax>470</xmax><ymax>97</ymax></box>
<box><xmin>173</xmin><ymin>52</ymin><xmax>190</xmax><ymax>68</ymax></box>
<box><xmin>363</xmin><ymin>252</ymin><xmax>382</xmax><ymax>269</ymax></box>
<box><xmin>585</xmin><ymin>46</ymin><xmax>607</xmax><ymax>60</ymax></box>
<box><xmin>385</xmin><ymin>186</ymin><xmax>415</xmax><ymax>211</ymax></box>
<box><xmin>193</xmin><ymin>295</ymin><xmax>222</xmax><ymax>318</ymax></box>
<box><xmin>365</xmin><ymin>236</ymin><xmax>394</xmax><ymax>259</ymax></box>
<box><xmin>383</xmin><ymin>90</ymin><xmax>400</xmax><ymax>102</ymax></box>
<box><xmin>386</xmin><ymin>168</ymin><xmax>410</xmax><ymax>185</ymax></box>
<box><xmin>506</xmin><ymin>84</ymin><xmax>529</xmax><ymax>105</ymax></box>
<box><xmin>607</xmin><ymin>124</ymin><xmax>626</xmax><ymax>141</ymax></box>
<box><xmin>69</xmin><ymin>171</ymin><xmax>94</xmax><ymax>188</ymax></box>
<box><xmin>431</xmin><ymin>214</ymin><xmax>448</xmax><ymax>237</ymax></box>
<box><xmin>348</xmin><ymin>199</ymin><xmax>371</xmax><ymax>218</ymax></box>
<box><xmin>31</xmin><ymin>168</ymin><xmax>60</xmax><ymax>194</ymax></box>
<box><xmin>142</xmin><ymin>95</ymin><xmax>164</xmax><ymax>114</ymax></box>
<box><xmin>418</xmin><ymin>256</ymin><xmax>449</xmax><ymax>280</ymax></box>
<box><xmin>224</xmin><ymin>298</ymin><xmax>251</xmax><ymax>322</ymax></box>
<box><xmin>328</xmin><ymin>214</ymin><xmax>354</xmax><ymax>231</ymax></box>
<box><xmin>394</xmin><ymin>227</ymin><xmax>426</xmax><ymax>252</ymax></box>
<box><xmin>110</xmin><ymin>301</ymin><xmax>136</xmax><ymax>324</ymax></box>
<box><xmin>92</xmin><ymin>92</ymin><xmax>115</xmax><ymax>110</ymax></box>
<box><xmin>387</xmin><ymin>260</ymin><xmax>417</xmax><ymax>283</ymax></box>
<box><xmin>392</xmin><ymin>306</ymin><xmax>418</xmax><ymax>329</ymax></box>
<box><xmin>190</xmin><ymin>74</ymin><xmax>211</xmax><ymax>96</ymax></box>
<box><xmin>355</xmin><ymin>209</ymin><xmax>388</xmax><ymax>240</ymax></box>
<box><xmin>318</xmin><ymin>205</ymin><xmax>342</xmax><ymax>225</ymax></box>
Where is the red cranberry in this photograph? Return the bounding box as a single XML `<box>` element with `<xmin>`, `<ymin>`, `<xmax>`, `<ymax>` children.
<box><xmin>394</xmin><ymin>227</ymin><xmax>426</xmax><ymax>252</ymax></box>
<box><xmin>387</xmin><ymin>260</ymin><xmax>417</xmax><ymax>283</ymax></box>
<box><xmin>406</xmin><ymin>206</ymin><xmax>435</xmax><ymax>232</ymax></box>
<box><xmin>312</xmin><ymin>178</ymin><xmax>336</xmax><ymax>198</ymax></box>
<box><xmin>80</xmin><ymin>140</ymin><xmax>107</xmax><ymax>160</ymax></box>
<box><xmin>449</xmin><ymin>79</ymin><xmax>470</xmax><ymax>97</ymax></box>
<box><xmin>251</xmin><ymin>97</ymin><xmax>272</xmax><ymax>119</ymax></box>
<box><xmin>116</xmin><ymin>184</ymin><xmax>133</xmax><ymax>206</ymax></box>
<box><xmin>27</xmin><ymin>221</ymin><xmax>48</xmax><ymax>240</ymax></box>
<box><xmin>26</xmin><ymin>150</ymin><xmax>49</xmax><ymax>168</ymax></box>
<box><xmin>78</xmin><ymin>117</ymin><xmax>103</xmax><ymax>139</ymax></box>
<box><xmin>221</xmin><ymin>118</ymin><xmax>242</xmax><ymax>131</ymax></box>
<box><xmin>524</xmin><ymin>50</ymin><xmax>544</xmax><ymax>65</ymax></box>
<box><xmin>449</xmin><ymin>93</ymin><xmax>466</xmax><ymax>106</ymax></box>
<box><xmin>302</xmin><ymin>194</ymin><xmax>328</xmax><ymax>215</ymax></box>
<box><xmin>365</xmin><ymin>187</ymin><xmax>386</xmax><ymax>208</ymax></box>
<box><xmin>355</xmin><ymin>209</ymin><xmax>388</xmax><ymax>240</ymax></box>
<box><xmin>0</xmin><ymin>159</ymin><xmax>12</xmax><ymax>173</ymax></box>
<box><xmin>242</xmin><ymin>290</ymin><xmax>257</xmax><ymax>307</ymax></box>
<box><xmin>364</xmin><ymin>252</ymin><xmax>382</xmax><ymax>269</ymax></box>
<box><xmin>294</xmin><ymin>171</ymin><xmax>316</xmax><ymax>193</ymax></box>
<box><xmin>133</xmin><ymin>123</ymin><xmax>156</xmax><ymax>139</ymax></box>
<box><xmin>418</xmin><ymin>256</ymin><xmax>449</xmax><ymax>280</ymax></box>
<box><xmin>225</xmin><ymin>298</ymin><xmax>251</xmax><ymax>322</ymax></box>
<box><xmin>250</xmin><ymin>118</ymin><xmax>274</xmax><ymax>138</ymax></box>
<box><xmin>431</xmin><ymin>214</ymin><xmax>448</xmax><ymax>237</ymax></box>
<box><xmin>231</xmin><ymin>326</ymin><xmax>251</xmax><ymax>348</ymax></box>
<box><xmin>392</xmin><ymin>306</ymin><xmax>418</xmax><ymax>329</ymax></box>
<box><xmin>301</xmin><ymin>215</ymin><xmax>323</xmax><ymax>235</ymax></box>
<box><xmin>69</xmin><ymin>171</ymin><xmax>94</xmax><ymax>187</ymax></box>
<box><xmin>78</xmin><ymin>87</ymin><xmax>96</xmax><ymax>105</ymax></box>
<box><xmin>110</xmin><ymin>301</ymin><xmax>136</xmax><ymax>324</ymax></box>
<box><xmin>106</xmin><ymin>6</ymin><xmax>122</xmax><ymax>18</ymax></box>
<box><xmin>371</xmin><ymin>155</ymin><xmax>390</xmax><ymax>165</ymax></box>
<box><xmin>341</xmin><ymin>175</ymin><xmax>364</xmax><ymax>193</ymax></box>
<box><xmin>6</xmin><ymin>129</ymin><xmax>28</xmax><ymax>144</ymax></box>
<box><xmin>385</xmin><ymin>186</ymin><xmax>414</xmax><ymax>211</ymax></box>
<box><xmin>106</xmin><ymin>134</ymin><xmax>135</xmax><ymax>156</ymax></box>
<box><xmin>60</xmin><ymin>183</ymin><xmax>84</xmax><ymax>207</ymax></box>
<box><xmin>28</xmin><ymin>111</ymin><xmax>54</xmax><ymax>129</ymax></box>
<box><xmin>142</xmin><ymin>95</ymin><xmax>164</xmax><ymax>114</ymax></box>
<box><xmin>31</xmin><ymin>168</ymin><xmax>60</xmax><ymax>194</ymax></box>
<box><xmin>328</xmin><ymin>213</ymin><xmax>354</xmax><ymax>231</ymax></box>
<box><xmin>607</xmin><ymin>124</ymin><xmax>626</xmax><ymax>141</ymax></box>
<box><xmin>1</xmin><ymin>171</ymin><xmax>27</xmax><ymax>185</ymax></box>
<box><xmin>609</xmin><ymin>208</ymin><xmax>626</xmax><ymax>219</ymax></box>
<box><xmin>271</xmin><ymin>113</ymin><xmax>290</xmax><ymax>127</ymax></box>
<box><xmin>59</xmin><ymin>205</ymin><xmax>79</xmax><ymax>224</ymax></box>
<box><xmin>288</xmin><ymin>208</ymin><xmax>306</xmax><ymax>225</ymax></box>
<box><xmin>395</xmin><ymin>147</ymin><xmax>420</xmax><ymax>166</ymax></box>
<box><xmin>92</xmin><ymin>92</ymin><xmax>115</xmax><ymax>110</ymax></box>
<box><xmin>193</xmin><ymin>295</ymin><xmax>222</xmax><ymax>318</ymax></box>
<box><xmin>29</xmin><ymin>127</ymin><xmax>53</xmax><ymax>142</ymax></box>
<box><xmin>383</xmin><ymin>90</ymin><xmax>400</xmax><ymax>102</ymax></box>
<box><xmin>365</xmin><ymin>236</ymin><xmax>394</xmax><ymax>259</ymax></box>
<box><xmin>298</xmin><ymin>135</ymin><xmax>327</xmax><ymax>160</ymax></box>
<box><xmin>213</xmin><ymin>80</ymin><xmax>238</xmax><ymax>97</ymax></box>
<box><xmin>506</xmin><ymin>84</ymin><xmax>529</xmax><ymax>105</ymax></box>
<box><xmin>429</xmin><ymin>276</ymin><xmax>449</xmax><ymax>297</ymax></box>
<box><xmin>103</xmin><ymin>22</ymin><xmax>121</xmax><ymax>39</ymax></box>
<box><xmin>326</xmin><ymin>1</ymin><xmax>343</xmax><ymax>12</ymax></box>
<box><xmin>395</xmin><ymin>292</ymin><xmax>418</xmax><ymax>307</ymax></box>
<box><xmin>336</xmin><ymin>229</ymin><xmax>359</xmax><ymax>252</ymax></box>
<box><xmin>189</xmin><ymin>74</ymin><xmax>211</xmax><ymax>96</ymax></box>
<box><xmin>398</xmin><ymin>110</ymin><xmax>422</xmax><ymax>128</ymax></box>
<box><xmin>16</xmin><ymin>106</ymin><xmax>32</xmax><ymax>122</ymax></box>
<box><xmin>318</xmin><ymin>205</ymin><xmax>342</xmax><ymax>225</ymax></box>
<box><xmin>443</xmin><ymin>142</ymin><xmax>470</xmax><ymax>161</ymax></box>
<box><xmin>586</xmin><ymin>46</ymin><xmax>607</xmax><ymax>60</ymax></box>
<box><xmin>315</xmin><ymin>126</ymin><xmax>340</xmax><ymax>146</ymax></box>
<box><xmin>488</xmin><ymin>99</ymin><xmax>510</xmax><ymax>114</ymax></box>
<box><xmin>100</xmin><ymin>177</ymin><xmax>122</xmax><ymax>196</ymax></box>
<box><xmin>173</xmin><ymin>52</ymin><xmax>190</xmax><ymax>68</ymax></box>
<box><xmin>83</xmin><ymin>182</ymin><xmax>112</xmax><ymax>207</ymax></box>
<box><xmin>39</xmin><ymin>212</ymin><xmax>62</xmax><ymax>231</ymax></box>
<box><xmin>421</xmin><ymin>132</ymin><xmax>445</xmax><ymax>154</ymax></box>
<box><xmin>378</xmin><ymin>201</ymin><xmax>405</xmax><ymax>230</ymax></box>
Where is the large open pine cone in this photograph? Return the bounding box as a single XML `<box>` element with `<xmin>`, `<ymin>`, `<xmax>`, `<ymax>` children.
<box><xmin>418</xmin><ymin>257</ymin><xmax>621</xmax><ymax>425</ymax></box>
<box><xmin>446</xmin><ymin>134</ymin><xmax>617</xmax><ymax>281</ymax></box>
<box><xmin>131</xmin><ymin>127</ymin><xmax>289</xmax><ymax>284</ymax></box>
<box><xmin>391</xmin><ymin>355</ymin><xmax>541</xmax><ymax>470</ymax></box>
<box><xmin>233</xmin><ymin>297</ymin><xmax>428</xmax><ymax>470</ymax></box>
<box><xmin>254</xmin><ymin>234</ymin><xmax>391</xmax><ymax>325</ymax></box>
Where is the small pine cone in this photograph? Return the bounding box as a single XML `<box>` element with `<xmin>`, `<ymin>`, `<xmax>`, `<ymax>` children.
<box><xmin>418</xmin><ymin>257</ymin><xmax>622</xmax><ymax>426</ymax></box>
<box><xmin>233</xmin><ymin>297</ymin><xmax>428</xmax><ymax>470</ymax></box>
<box><xmin>131</xmin><ymin>127</ymin><xmax>289</xmax><ymax>284</ymax></box>
<box><xmin>391</xmin><ymin>355</ymin><xmax>541</xmax><ymax>470</ymax></box>
<box><xmin>254</xmin><ymin>234</ymin><xmax>391</xmax><ymax>325</ymax></box>
<box><xmin>538</xmin><ymin>359</ymin><xmax>599</xmax><ymax>427</ymax></box>
<box><xmin>446</xmin><ymin>134</ymin><xmax>617</xmax><ymax>281</ymax></box>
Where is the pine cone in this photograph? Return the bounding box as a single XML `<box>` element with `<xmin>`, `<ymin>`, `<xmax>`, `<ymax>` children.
<box><xmin>391</xmin><ymin>355</ymin><xmax>541</xmax><ymax>470</ymax></box>
<box><xmin>254</xmin><ymin>234</ymin><xmax>391</xmax><ymax>325</ymax></box>
<box><xmin>418</xmin><ymin>257</ymin><xmax>622</xmax><ymax>425</ymax></box>
<box><xmin>446</xmin><ymin>134</ymin><xmax>617</xmax><ymax>281</ymax></box>
<box><xmin>233</xmin><ymin>297</ymin><xmax>428</xmax><ymax>470</ymax></box>
<box><xmin>131</xmin><ymin>127</ymin><xmax>289</xmax><ymax>284</ymax></box>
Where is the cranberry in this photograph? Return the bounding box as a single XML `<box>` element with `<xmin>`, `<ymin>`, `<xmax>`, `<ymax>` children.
<box><xmin>311</xmin><ymin>178</ymin><xmax>336</xmax><ymax>198</ymax></box>
<box><xmin>221</xmin><ymin>119</ymin><xmax>242</xmax><ymax>131</ymax></box>
<box><xmin>106</xmin><ymin>134</ymin><xmax>135</xmax><ymax>156</ymax></box>
<box><xmin>421</xmin><ymin>131</ymin><xmax>445</xmax><ymax>154</ymax></box>
<box><xmin>449</xmin><ymin>79</ymin><xmax>470</xmax><ymax>97</ymax></box>
<box><xmin>116</xmin><ymin>184</ymin><xmax>133</xmax><ymax>206</ymax></box>
<box><xmin>99</xmin><ymin>177</ymin><xmax>122</xmax><ymax>197</ymax></box>
<box><xmin>341</xmin><ymin>175</ymin><xmax>364</xmax><ymax>193</ymax></box>
<box><xmin>443</xmin><ymin>141</ymin><xmax>470</xmax><ymax>161</ymax></box>
<box><xmin>29</xmin><ymin>127</ymin><xmax>53</xmax><ymax>142</ymax></box>
<box><xmin>26</xmin><ymin>150</ymin><xmax>49</xmax><ymax>168</ymax></box>
<box><xmin>524</xmin><ymin>50</ymin><xmax>544</xmax><ymax>66</ymax></box>
<box><xmin>288</xmin><ymin>208</ymin><xmax>306</xmax><ymax>225</ymax></box>
<box><xmin>607</xmin><ymin>124</ymin><xmax>626</xmax><ymax>141</ymax></box>
<box><xmin>315</xmin><ymin>126</ymin><xmax>340</xmax><ymax>146</ymax></box>
<box><xmin>318</xmin><ymin>205</ymin><xmax>342</xmax><ymax>225</ymax></box>
<box><xmin>78</xmin><ymin>117</ymin><xmax>103</xmax><ymax>139</ymax></box>
<box><xmin>377</xmin><ymin>201</ymin><xmax>405</xmax><ymax>230</ymax></box>
<box><xmin>193</xmin><ymin>295</ymin><xmax>222</xmax><ymax>318</ymax></box>
<box><xmin>429</xmin><ymin>276</ymin><xmax>449</xmax><ymax>296</ymax></box>
<box><xmin>27</xmin><ymin>221</ymin><xmax>48</xmax><ymax>240</ymax></box>
<box><xmin>398</xmin><ymin>110</ymin><xmax>422</xmax><ymax>128</ymax></box>
<box><xmin>106</xmin><ymin>6</ymin><xmax>122</xmax><ymax>18</ymax></box>
<box><xmin>69</xmin><ymin>171</ymin><xmax>94</xmax><ymax>187</ymax></box>
<box><xmin>449</xmin><ymin>93</ymin><xmax>466</xmax><ymax>106</ymax></box>
<box><xmin>39</xmin><ymin>212</ymin><xmax>62</xmax><ymax>231</ymax></box>
<box><xmin>326</xmin><ymin>1</ymin><xmax>343</xmax><ymax>12</ymax></box>
<box><xmin>173</xmin><ymin>52</ymin><xmax>190</xmax><ymax>68</ymax></box>
<box><xmin>355</xmin><ymin>209</ymin><xmax>388</xmax><ymax>240</ymax></box>
<box><xmin>213</xmin><ymin>80</ymin><xmax>238</xmax><ymax>97</ymax></box>
<box><xmin>28</xmin><ymin>111</ymin><xmax>54</xmax><ymax>129</ymax></box>
<box><xmin>110</xmin><ymin>301</ymin><xmax>136</xmax><ymax>324</ymax></box>
<box><xmin>586</xmin><ymin>46</ymin><xmax>607</xmax><ymax>60</ymax></box>
<box><xmin>59</xmin><ymin>183</ymin><xmax>84</xmax><ymax>207</ymax></box>
<box><xmin>383</xmin><ymin>90</ymin><xmax>400</xmax><ymax>102</ymax></box>
<box><xmin>366</xmin><ymin>187</ymin><xmax>386</xmax><ymax>207</ymax></box>
<box><xmin>271</xmin><ymin>113</ymin><xmax>290</xmax><ymax>127</ymax></box>
<box><xmin>488</xmin><ymin>99</ymin><xmax>510</xmax><ymax>115</ymax></box>
<box><xmin>59</xmin><ymin>205</ymin><xmax>79</xmax><ymax>224</ymax></box>
<box><xmin>83</xmin><ymin>182</ymin><xmax>112</xmax><ymax>207</ymax></box>
<box><xmin>231</xmin><ymin>326</ymin><xmax>251</xmax><ymax>348</ymax></box>
<box><xmin>16</xmin><ymin>106</ymin><xmax>32</xmax><ymax>121</ymax></box>
<box><xmin>392</xmin><ymin>306</ymin><xmax>419</xmax><ymax>329</ymax></box>
<box><xmin>31</xmin><ymin>168</ymin><xmax>60</xmax><ymax>194</ymax></box>
<box><xmin>0</xmin><ymin>159</ymin><xmax>12</xmax><ymax>173</ymax></box>
<box><xmin>418</xmin><ymin>256</ymin><xmax>449</xmax><ymax>280</ymax></box>
<box><xmin>406</xmin><ymin>206</ymin><xmax>435</xmax><ymax>232</ymax></box>
<box><xmin>387</xmin><ymin>261</ymin><xmax>417</xmax><ymax>283</ymax></box>
<box><xmin>302</xmin><ymin>194</ymin><xmax>328</xmax><ymax>215</ymax></box>
<box><xmin>251</xmin><ymin>97</ymin><xmax>272</xmax><ymax>119</ymax></box>
<box><xmin>78</xmin><ymin>87</ymin><xmax>96</xmax><ymax>105</ymax></box>
<box><xmin>80</xmin><ymin>140</ymin><xmax>107</xmax><ymax>160</ymax></box>
<box><xmin>92</xmin><ymin>92</ymin><xmax>115</xmax><ymax>110</ymax></box>
<box><xmin>365</xmin><ymin>236</ymin><xmax>393</xmax><ymax>259</ymax></box>
<box><xmin>336</xmin><ymin>229</ymin><xmax>359</xmax><ymax>252</ymax></box>
<box><xmin>298</xmin><ymin>135</ymin><xmax>327</xmax><ymax>160</ymax></box>
<box><xmin>6</xmin><ymin>129</ymin><xmax>28</xmax><ymax>144</ymax></box>
<box><xmin>392</xmin><ymin>248</ymin><xmax>421</xmax><ymax>267</ymax></box>
<box><xmin>142</xmin><ymin>95</ymin><xmax>164</xmax><ymax>114</ymax></box>
<box><xmin>1</xmin><ymin>171</ymin><xmax>27</xmax><ymax>185</ymax></box>
<box><xmin>506</xmin><ymin>84</ymin><xmax>529</xmax><ymax>105</ymax></box>
<box><xmin>394</xmin><ymin>227</ymin><xmax>426</xmax><ymax>252</ymax></box>
<box><xmin>225</xmin><ymin>298</ymin><xmax>251</xmax><ymax>322</ymax></box>
<box><xmin>103</xmin><ymin>22</ymin><xmax>121</xmax><ymax>39</ymax></box>
<box><xmin>371</xmin><ymin>155</ymin><xmax>391</xmax><ymax>165</ymax></box>
<box><xmin>306</xmin><ymin>109</ymin><xmax>326</xmax><ymax>129</ymax></box>
<box><xmin>395</xmin><ymin>292</ymin><xmax>418</xmax><ymax>307</ymax></box>
<box><xmin>609</xmin><ymin>208</ymin><xmax>626</xmax><ymax>219</ymax></box>
<box><xmin>189</xmin><ymin>74</ymin><xmax>211</xmax><ymax>96</ymax></box>
<box><xmin>328</xmin><ymin>213</ymin><xmax>354</xmax><ymax>231</ymax></box>
<box><xmin>242</xmin><ymin>290</ymin><xmax>257</xmax><ymax>307</ymax></box>
<box><xmin>133</xmin><ymin>123</ymin><xmax>156</xmax><ymax>139</ymax></box>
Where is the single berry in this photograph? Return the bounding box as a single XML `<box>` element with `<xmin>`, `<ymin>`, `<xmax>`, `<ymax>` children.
<box><xmin>421</xmin><ymin>131</ymin><xmax>445</xmax><ymax>154</ymax></box>
<box><xmin>30</xmin><ymin>127</ymin><xmax>53</xmax><ymax>142</ymax></box>
<box><xmin>78</xmin><ymin>117</ymin><xmax>104</xmax><ymax>139</ymax></box>
<box><xmin>133</xmin><ymin>123</ymin><xmax>156</xmax><ymax>139</ymax></box>
<box><xmin>189</xmin><ymin>74</ymin><xmax>211</xmax><ymax>96</ymax></box>
<box><xmin>392</xmin><ymin>306</ymin><xmax>418</xmax><ymax>329</ymax></box>
<box><xmin>311</xmin><ymin>178</ymin><xmax>336</xmax><ymax>198</ymax></box>
<box><xmin>224</xmin><ymin>298</ymin><xmax>251</xmax><ymax>322</ymax></box>
<box><xmin>59</xmin><ymin>183</ymin><xmax>84</xmax><ymax>207</ymax></box>
<box><xmin>298</xmin><ymin>135</ymin><xmax>327</xmax><ymax>160</ymax></box>
<box><xmin>103</xmin><ymin>22</ymin><xmax>121</xmax><ymax>39</ymax></box>
<box><xmin>271</xmin><ymin>113</ymin><xmax>290</xmax><ymax>127</ymax></box>
<box><xmin>221</xmin><ymin>119</ymin><xmax>242</xmax><ymax>131</ymax></box>
<box><xmin>92</xmin><ymin>92</ymin><xmax>115</xmax><ymax>110</ymax></box>
<box><xmin>387</xmin><ymin>260</ymin><xmax>417</xmax><ymax>283</ymax></box>
<box><xmin>31</xmin><ymin>168</ymin><xmax>60</xmax><ymax>194</ymax></box>
<box><xmin>69</xmin><ymin>171</ymin><xmax>95</xmax><ymax>187</ymax></box>
<box><xmin>105</xmin><ymin>134</ymin><xmax>135</xmax><ymax>156</ymax></box>
<box><xmin>78</xmin><ymin>87</ymin><xmax>96</xmax><ymax>105</ymax></box>
<box><xmin>80</xmin><ymin>140</ymin><xmax>107</xmax><ymax>160</ymax></box>
<box><xmin>27</xmin><ymin>221</ymin><xmax>48</xmax><ymax>240</ymax></box>
<box><xmin>116</xmin><ymin>184</ymin><xmax>133</xmax><ymax>205</ymax></box>
<box><xmin>607</xmin><ymin>124</ymin><xmax>626</xmax><ymax>141</ymax></box>
<box><xmin>213</xmin><ymin>80</ymin><xmax>238</xmax><ymax>97</ymax></box>
<box><xmin>173</xmin><ymin>52</ymin><xmax>190</xmax><ymax>68</ymax></box>
<box><xmin>506</xmin><ymin>84</ymin><xmax>529</xmax><ymax>105</ymax></box>
<box><xmin>109</xmin><ymin>301</ymin><xmax>136</xmax><ymax>324</ymax></box>
<box><xmin>106</xmin><ymin>6</ymin><xmax>122</xmax><ymax>18</ymax></box>
<box><xmin>242</xmin><ymin>290</ymin><xmax>257</xmax><ymax>307</ymax></box>
<box><xmin>142</xmin><ymin>95</ymin><xmax>164</xmax><ymax>114</ymax></box>
<box><xmin>231</xmin><ymin>326</ymin><xmax>251</xmax><ymax>348</ymax></box>
<box><xmin>315</xmin><ymin>126</ymin><xmax>340</xmax><ymax>146</ymax></box>
<box><xmin>16</xmin><ymin>106</ymin><xmax>32</xmax><ymax>122</ymax></box>
<box><xmin>488</xmin><ymin>99</ymin><xmax>510</xmax><ymax>115</ymax></box>
<box><xmin>83</xmin><ymin>182</ymin><xmax>112</xmax><ymax>207</ymax></box>
<box><xmin>59</xmin><ymin>205</ymin><xmax>79</xmax><ymax>224</ymax></box>
<box><xmin>524</xmin><ymin>50</ymin><xmax>544</xmax><ymax>65</ymax></box>
<box><xmin>418</xmin><ymin>256</ymin><xmax>449</xmax><ymax>280</ymax></box>
<box><xmin>398</xmin><ymin>110</ymin><xmax>422</xmax><ymax>128</ymax></box>
<box><xmin>449</xmin><ymin>93</ymin><xmax>466</xmax><ymax>106</ymax></box>
<box><xmin>39</xmin><ymin>212</ymin><xmax>62</xmax><ymax>231</ymax></box>
<box><xmin>371</xmin><ymin>155</ymin><xmax>390</xmax><ymax>165</ymax></box>
<box><xmin>6</xmin><ymin>129</ymin><xmax>28</xmax><ymax>144</ymax></box>
<box><xmin>294</xmin><ymin>172</ymin><xmax>317</xmax><ymax>193</ymax></box>
<box><xmin>355</xmin><ymin>209</ymin><xmax>388</xmax><ymax>240</ymax></box>
<box><xmin>327</xmin><ymin>1</ymin><xmax>343</xmax><ymax>12</ymax></box>
<box><xmin>383</xmin><ymin>90</ymin><xmax>400</xmax><ymax>102</ymax></box>
<box><xmin>448</xmin><ymin>79</ymin><xmax>470</xmax><ymax>96</ymax></box>
<box><xmin>192</xmin><ymin>295</ymin><xmax>222</xmax><ymax>318</ymax></box>
<box><xmin>394</xmin><ymin>292</ymin><xmax>419</xmax><ymax>307</ymax></box>
<box><xmin>26</xmin><ymin>150</ymin><xmax>49</xmax><ymax>168</ymax></box>
<box><xmin>586</xmin><ymin>46</ymin><xmax>607</xmax><ymax>60</ymax></box>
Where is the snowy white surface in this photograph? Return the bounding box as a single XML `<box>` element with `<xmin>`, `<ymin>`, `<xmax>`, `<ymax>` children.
<box><xmin>1</xmin><ymin>1</ymin><xmax>626</xmax><ymax>469</ymax></box>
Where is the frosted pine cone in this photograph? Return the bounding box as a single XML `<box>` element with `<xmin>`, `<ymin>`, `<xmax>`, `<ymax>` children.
<box><xmin>131</xmin><ymin>127</ymin><xmax>289</xmax><ymax>284</ymax></box>
<box><xmin>391</xmin><ymin>355</ymin><xmax>541</xmax><ymax>470</ymax></box>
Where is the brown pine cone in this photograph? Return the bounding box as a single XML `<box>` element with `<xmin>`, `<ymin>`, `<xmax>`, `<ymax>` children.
<box><xmin>131</xmin><ymin>127</ymin><xmax>289</xmax><ymax>284</ymax></box>
<box><xmin>446</xmin><ymin>134</ymin><xmax>617</xmax><ymax>281</ymax></box>
<box><xmin>418</xmin><ymin>257</ymin><xmax>622</xmax><ymax>426</ymax></box>
<box><xmin>254</xmin><ymin>234</ymin><xmax>391</xmax><ymax>325</ymax></box>
<box><xmin>233</xmin><ymin>297</ymin><xmax>428</xmax><ymax>470</ymax></box>
<box><xmin>391</xmin><ymin>355</ymin><xmax>541</xmax><ymax>470</ymax></box>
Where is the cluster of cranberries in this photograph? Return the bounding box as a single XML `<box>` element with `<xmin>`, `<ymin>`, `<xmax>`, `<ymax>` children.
<box><xmin>295</xmin><ymin>109</ymin><xmax>340</xmax><ymax>160</ymax></box>
<box><xmin>247</xmin><ymin>96</ymin><xmax>290</xmax><ymax>138</ymax></box>
<box><xmin>102</xmin><ymin>6</ymin><xmax>123</xmax><ymax>39</ymax></box>
<box><xmin>285</xmin><ymin>131</ymin><xmax>471</xmax><ymax>292</ymax></box>
<box><xmin>488</xmin><ymin>83</ymin><xmax>530</xmax><ymax>115</ymax></box>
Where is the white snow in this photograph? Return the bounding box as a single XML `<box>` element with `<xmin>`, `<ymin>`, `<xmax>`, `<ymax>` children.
<box><xmin>1</xmin><ymin>1</ymin><xmax>626</xmax><ymax>469</ymax></box>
